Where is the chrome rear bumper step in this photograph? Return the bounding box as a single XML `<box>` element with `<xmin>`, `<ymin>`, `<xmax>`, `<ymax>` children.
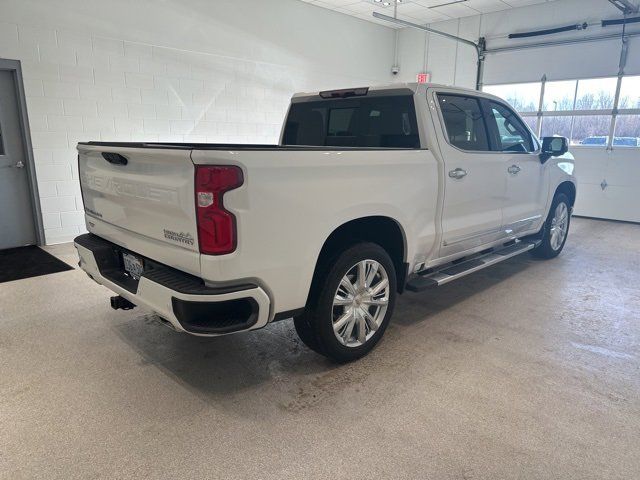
<box><xmin>406</xmin><ymin>240</ymin><xmax>540</xmax><ymax>292</ymax></box>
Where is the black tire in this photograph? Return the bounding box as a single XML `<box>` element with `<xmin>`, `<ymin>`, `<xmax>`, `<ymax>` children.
<box><xmin>293</xmin><ymin>314</ymin><xmax>323</xmax><ymax>354</ymax></box>
<box><xmin>532</xmin><ymin>192</ymin><xmax>571</xmax><ymax>259</ymax></box>
<box><xmin>294</xmin><ymin>242</ymin><xmax>397</xmax><ymax>363</ymax></box>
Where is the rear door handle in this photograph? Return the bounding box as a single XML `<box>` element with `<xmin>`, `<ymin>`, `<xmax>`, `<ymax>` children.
<box><xmin>508</xmin><ymin>165</ymin><xmax>521</xmax><ymax>175</ymax></box>
<box><xmin>448</xmin><ymin>168</ymin><xmax>467</xmax><ymax>179</ymax></box>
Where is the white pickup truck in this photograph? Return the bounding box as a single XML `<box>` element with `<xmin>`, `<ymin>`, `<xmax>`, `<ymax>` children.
<box><xmin>74</xmin><ymin>83</ymin><xmax>576</xmax><ymax>362</ymax></box>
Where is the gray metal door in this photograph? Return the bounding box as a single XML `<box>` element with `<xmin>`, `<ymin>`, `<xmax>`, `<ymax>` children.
<box><xmin>0</xmin><ymin>69</ymin><xmax>37</xmax><ymax>249</ymax></box>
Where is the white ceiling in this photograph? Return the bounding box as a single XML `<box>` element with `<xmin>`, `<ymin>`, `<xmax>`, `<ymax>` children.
<box><xmin>298</xmin><ymin>0</ymin><xmax>558</xmax><ymax>27</ymax></box>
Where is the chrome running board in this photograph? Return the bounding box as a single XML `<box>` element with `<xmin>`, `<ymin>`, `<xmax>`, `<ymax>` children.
<box><xmin>406</xmin><ymin>240</ymin><xmax>540</xmax><ymax>292</ymax></box>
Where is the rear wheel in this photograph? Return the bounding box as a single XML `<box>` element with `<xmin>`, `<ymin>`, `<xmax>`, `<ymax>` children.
<box><xmin>532</xmin><ymin>192</ymin><xmax>571</xmax><ymax>259</ymax></box>
<box><xmin>294</xmin><ymin>242</ymin><xmax>397</xmax><ymax>362</ymax></box>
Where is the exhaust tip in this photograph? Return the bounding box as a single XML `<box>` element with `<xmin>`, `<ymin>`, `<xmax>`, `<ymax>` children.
<box><xmin>110</xmin><ymin>296</ymin><xmax>136</xmax><ymax>311</ymax></box>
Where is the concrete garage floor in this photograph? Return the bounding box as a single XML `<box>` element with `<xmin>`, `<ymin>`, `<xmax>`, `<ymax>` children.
<box><xmin>1</xmin><ymin>217</ymin><xmax>639</xmax><ymax>479</ymax></box>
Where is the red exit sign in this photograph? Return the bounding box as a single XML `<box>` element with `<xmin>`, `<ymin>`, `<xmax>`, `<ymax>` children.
<box><xmin>416</xmin><ymin>73</ymin><xmax>431</xmax><ymax>84</ymax></box>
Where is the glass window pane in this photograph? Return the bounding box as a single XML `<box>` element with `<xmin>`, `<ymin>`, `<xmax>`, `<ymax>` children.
<box><xmin>540</xmin><ymin>116</ymin><xmax>572</xmax><ymax>139</ymax></box>
<box><xmin>614</xmin><ymin>115</ymin><xmax>640</xmax><ymax>146</ymax></box>
<box><xmin>282</xmin><ymin>95</ymin><xmax>419</xmax><ymax>148</ymax></box>
<box><xmin>488</xmin><ymin>102</ymin><xmax>534</xmax><ymax>152</ymax></box>
<box><xmin>618</xmin><ymin>76</ymin><xmax>640</xmax><ymax>110</ymax></box>
<box><xmin>521</xmin><ymin>116</ymin><xmax>538</xmax><ymax>135</ymax></box>
<box><xmin>437</xmin><ymin>94</ymin><xmax>490</xmax><ymax>151</ymax></box>
<box><xmin>575</xmin><ymin>78</ymin><xmax>617</xmax><ymax>110</ymax></box>
<box><xmin>483</xmin><ymin>83</ymin><xmax>541</xmax><ymax>113</ymax></box>
<box><xmin>327</xmin><ymin>108</ymin><xmax>356</xmax><ymax>137</ymax></box>
<box><xmin>571</xmin><ymin>115</ymin><xmax>612</xmax><ymax>145</ymax></box>
<box><xmin>543</xmin><ymin>80</ymin><xmax>577</xmax><ymax>111</ymax></box>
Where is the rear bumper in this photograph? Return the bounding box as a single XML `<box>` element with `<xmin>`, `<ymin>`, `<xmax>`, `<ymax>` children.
<box><xmin>74</xmin><ymin>234</ymin><xmax>270</xmax><ymax>336</ymax></box>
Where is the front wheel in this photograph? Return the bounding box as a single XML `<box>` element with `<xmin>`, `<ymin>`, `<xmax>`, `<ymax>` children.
<box><xmin>294</xmin><ymin>242</ymin><xmax>397</xmax><ymax>363</ymax></box>
<box><xmin>532</xmin><ymin>192</ymin><xmax>571</xmax><ymax>259</ymax></box>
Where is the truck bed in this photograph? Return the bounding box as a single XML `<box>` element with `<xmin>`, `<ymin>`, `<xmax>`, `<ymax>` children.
<box><xmin>77</xmin><ymin>141</ymin><xmax>439</xmax><ymax>314</ymax></box>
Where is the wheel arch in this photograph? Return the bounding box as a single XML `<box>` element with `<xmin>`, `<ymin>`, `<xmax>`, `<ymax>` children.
<box><xmin>306</xmin><ymin>216</ymin><xmax>408</xmax><ymax>308</ymax></box>
<box><xmin>555</xmin><ymin>181</ymin><xmax>577</xmax><ymax>208</ymax></box>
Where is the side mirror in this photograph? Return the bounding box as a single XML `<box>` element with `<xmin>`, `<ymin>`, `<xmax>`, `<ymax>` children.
<box><xmin>540</xmin><ymin>136</ymin><xmax>569</xmax><ymax>163</ymax></box>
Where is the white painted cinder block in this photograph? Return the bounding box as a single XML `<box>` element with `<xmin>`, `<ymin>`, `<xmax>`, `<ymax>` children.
<box><xmin>43</xmin><ymin>81</ymin><xmax>80</xmax><ymax>99</ymax></box>
<box><xmin>40</xmin><ymin>195</ymin><xmax>76</xmax><ymax>215</ymax></box>
<box><xmin>42</xmin><ymin>213</ymin><xmax>62</xmax><ymax>229</ymax></box>
<box><xmin>59</xmin><ymin>65</ymin><xmax>94</xmax><ymax>84</ymax></box>
<box><xmin>60</xmin><ymin>211</ymin><xmax>85</xmax><ymax>227</ymax></box>
<box><xmin>79</xmin><ymin>84</ymin><xmax>112</xmax><ymax>101</ymax></box>
<box><xmin>63</xmin><ymin>99</ymin><xmax>98</xmax><ymax>117</ymax></box>
<box><xmin>36</xmin><ymin>163</ymin><xmax>72</xmax><ymax>182</ymax></box>
<box><xmin>47</xmin><ymin>115</ymin><xmax>84</xmax><ymax>132</ymax></box>
<box><xmin>27</xmin><ymin>97</ymin><xmax>64</xmax><ymax>117</ymax></box>
<box><xmin>31</xmin><ymin>132</ymin><xmax>68</xmax><ymax>149</ymax></box>
<box><xmin>127</xmin><ymin>103</ymin><xmax>155</xmax><ymax>119</ymax></box>
<box><xmin>143</xmin><ymin>119</ymin><xmax>170</xmax><ymax>135</ymax></box>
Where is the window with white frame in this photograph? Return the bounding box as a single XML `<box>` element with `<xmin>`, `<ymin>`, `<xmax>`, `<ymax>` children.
<box><xmin>483</xmin><ymin>74</ymin><xmax>640</xmax><ymax>148</ymax></box>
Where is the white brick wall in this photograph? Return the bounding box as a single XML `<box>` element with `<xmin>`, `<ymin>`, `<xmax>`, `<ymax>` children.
<box><xmin>1</xmin><ymin>11</ymin><xmax>391</xmax><ymax>244</ymax></box>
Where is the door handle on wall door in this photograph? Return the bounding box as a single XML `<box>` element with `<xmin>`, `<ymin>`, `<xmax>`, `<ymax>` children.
<box><xmin>0</xmin><ymin>161</ymin><xmax>24</xmax><ymax>169</ymax></box>
<box><xmin>508</xmin><ymin>165</ymin><xmax>521</xmax><ymax>175</ymax></box>
<box><xmin>448</xmin><ymin>168</ymin><xmax>467</xmax><ymax>179</ymax></box>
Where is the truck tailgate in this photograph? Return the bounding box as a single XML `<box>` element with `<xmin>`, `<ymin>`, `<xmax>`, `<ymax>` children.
<box><xmin>77</xmin><ymin>144</ymin><xmax>200</xmax><ymax>274</ymax></box>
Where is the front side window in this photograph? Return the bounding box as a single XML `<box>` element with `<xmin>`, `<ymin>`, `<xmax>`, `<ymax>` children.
<box><xmin>437</xmin><ymin>94</ymin><xmax>490</xmax><ymax>152</ymax></box>
<box><xmin>487</xmin><ymin>101</ymin><xmax>535</xmax><ymax>152</ymax></box>
<box><xmin>283</xmin><ymin>94</ymin><xmax>420</xmax><ymax>148</ymax></box>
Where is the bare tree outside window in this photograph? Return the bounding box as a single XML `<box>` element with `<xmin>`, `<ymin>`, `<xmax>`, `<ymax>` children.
<box><xmin>618</xmin><ymin>76</ymin><xmax>640</xmax><ymax>109</ymax></box>
<box><xmin>522</xmin><ymin>116</ymin><xmax>538</xmax><ymax>134</ymax></box>
<box><xmin>575</xmin><ymin>78</ymin><xmax>617</xmax><ymax>110</ymax></box>
<box><xmin>541</xmin><ymin>116</ymin><xmax>572</xmax><ymax>139</ymax></box>
<box><xmin>615</xmin><ymin>116</ymin><xmax>640</xmax><ymax>146</ymax></box>
<box><xmin>544</xmin><ymin>80</ymin><xmax>576</xmax><ymax>111</ymax></box>
<box><xmin>572</xmin><ymin>116</ymin><xmax>612</xmax><ymax>145</ymax></box>
<box><xmin>483</xmin><ymin>83</ymin><xmax>540</xmax><ymax>113</ymax></box>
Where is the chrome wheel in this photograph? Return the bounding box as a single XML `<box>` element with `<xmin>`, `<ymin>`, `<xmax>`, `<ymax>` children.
<box><xmin>332</xmin><ymin>260</ymin><xmax>390</xmax><ymax>348</ymax></box>
<box><xmin>550</xmin><ymin>202</ymin><xmax>569</xmax><ymax>251</ymax></box>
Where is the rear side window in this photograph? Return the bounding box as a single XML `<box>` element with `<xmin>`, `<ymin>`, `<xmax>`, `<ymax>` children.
<box><xmin>437</xmin><ymin>94</ymin><xmax>490</xmax><ymax>152</ymax></box>
<box><xmin>283</xmin><ymin>95</ymin><xmax>420</xmax><ymax>148</ymax></box>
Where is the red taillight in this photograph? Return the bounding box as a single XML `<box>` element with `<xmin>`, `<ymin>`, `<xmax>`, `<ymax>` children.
<box><xmin>195</xmin><ymin>166</ymin><xmax>244</xmax><ymax>255</ymax></box>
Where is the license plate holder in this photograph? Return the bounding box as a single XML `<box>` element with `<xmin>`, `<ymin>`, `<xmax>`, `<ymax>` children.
<box><xmin>122</xmin><ymin>252</ymin><xmax>144</xmax><ymax>280</ymax></box>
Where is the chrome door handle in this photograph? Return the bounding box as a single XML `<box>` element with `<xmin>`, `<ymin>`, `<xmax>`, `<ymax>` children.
<box><xmin>508</xmin><ymin>165</ymin><xmax>521</xmax><ymax>175</ymax></box>
<box><xmin>448</xmin><ymin>168</ymin><xmax>467</xmax><ymax>179</ymax></box>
